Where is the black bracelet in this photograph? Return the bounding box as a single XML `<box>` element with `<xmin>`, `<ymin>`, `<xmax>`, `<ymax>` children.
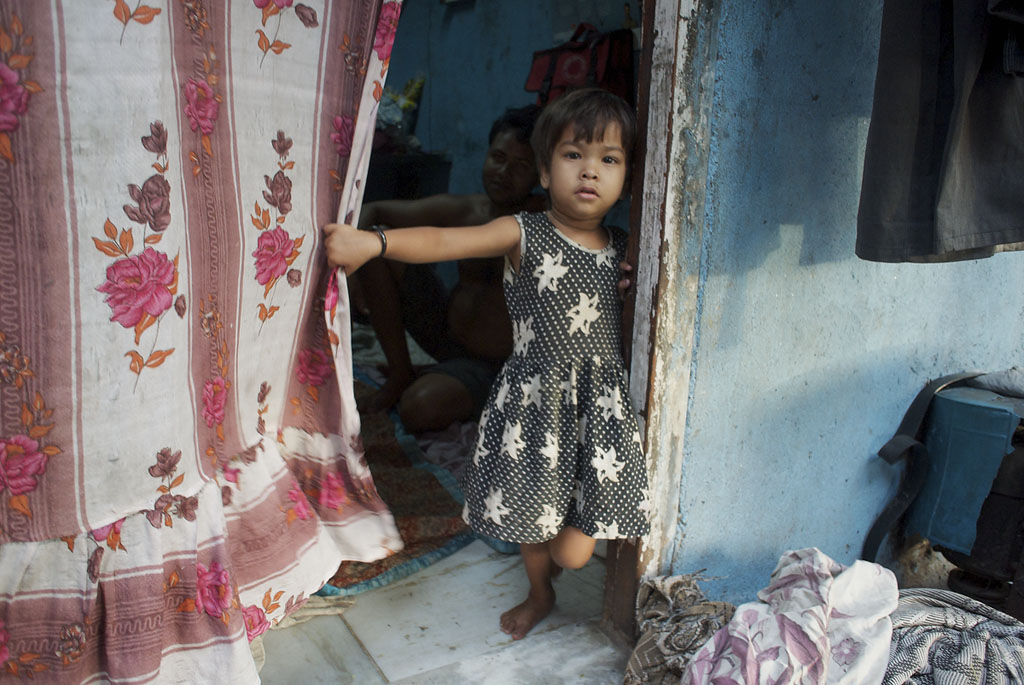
<box><xmin>374</xmin><ymin>226</ymin><xmax>387</xmax><ymax>257</ymax></box>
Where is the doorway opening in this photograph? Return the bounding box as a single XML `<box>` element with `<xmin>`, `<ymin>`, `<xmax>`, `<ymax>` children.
<box><xmin>343</xmin><ymin>0</ymin><xmax>660</xmax><ymax>653</ymax></box>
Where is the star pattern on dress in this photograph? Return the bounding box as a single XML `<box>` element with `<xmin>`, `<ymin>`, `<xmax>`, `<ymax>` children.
<box><xmin>571</xmin><ymin>480</ymin><xmax>585</xmax><ymax>515</ymax></box>
<box><xmin>495</xmin><ymin>376</ymin><xmax>511</xmax><ymax>408</ymax></box>
<box><xmin>483</xmin><ymin>487</ymin><xmax>510</xmax><ymax>526</ymax></box>
<box><xmin>501</xmin><ymin>420</ymin><xmax>525</xmax><ymax>460</ymax></box>
<box><xmin>520</xmin><ymin>374</ymin><xmax>543</xmax><ymax>409</ymax></box>
<box><xmin>638</xmin><ymin>488</ymin><xmax>652</xmax><ymax>517</ymax></box>
<box><xmin>513</xmin><ymin>316</ymin><xmax>536</xmax><ymax>356</ymax></box>
<box><xmin>472</xmin><ymin>439</ymin><xmax>489</xmax><ymax>467</ymax></box>
<box><xmin>596</xmin><ymin>384</ymin><xmax>625</xmax><ymax>421</ymax></box>
<box><xmin>540</xmin><ymin>432</ymin><xmax>560</xmax><ymax>470</ymax></box>
<box><xmin>592</xmin><ymin>445</ymin><xmax>625</xmax><ymax>483</ymax></box>
<box><xmin>533</xmin><ymin>250</ymin><xmax>569</xmax><ymax>293</ymax></box>
<box><xmin>567</xmin><ymin>292</ymin><xmax>601</xmax><ymax>336</ymax></box>
<box><xmin>535</xmin><ymin>504</ymin><xmax>562</xmax><ymax>537</ymax></box>
<box><xmin>560</xmin><ymin>368</ymin><xmax>577</xmax><ymax>406</ymax></box>
<box><xmin>463</xmin><ymin>213</ymin><xmax>651</xmax><ymax>545</ymax></box>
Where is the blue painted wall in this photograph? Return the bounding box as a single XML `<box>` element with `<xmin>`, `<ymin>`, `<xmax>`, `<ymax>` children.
<box><xmin>386</xmin><ymin>0</ymin><xmax>639</xmax><ymax>196</ymax></box>
<box><xmin>673</xmin><ymin>0</ymin><xmax>1024</xmax><ymax>602</ymax></box>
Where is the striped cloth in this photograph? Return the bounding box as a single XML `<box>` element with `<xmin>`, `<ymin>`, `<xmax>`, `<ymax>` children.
<box><xmin>884</xmin><ymin>588</ymin><xmax>1024</xmax><ymax>684</ymax></box>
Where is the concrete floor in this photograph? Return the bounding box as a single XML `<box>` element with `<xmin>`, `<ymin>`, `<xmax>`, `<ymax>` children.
<box><xmin>258</xmin><ymin>540</ymin><xmax>629</xmax><ymax>684</ymax></box>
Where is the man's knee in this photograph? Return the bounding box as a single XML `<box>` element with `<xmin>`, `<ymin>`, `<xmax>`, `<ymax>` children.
<box><xmin>398</xmin><ymin>374</ymin><xmax>473</xmax><ymax>432</ymax></box>
<box><xmin>397</xmin><ymin>391</ymin><xmax>436</xmax><ymax>433</ymax></box>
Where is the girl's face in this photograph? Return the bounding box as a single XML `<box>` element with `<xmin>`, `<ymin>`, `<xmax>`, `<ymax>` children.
<box><xmin>540</xmin><ymin>122</ymin><xmax>627</xmax><ymax>231</ymax></box>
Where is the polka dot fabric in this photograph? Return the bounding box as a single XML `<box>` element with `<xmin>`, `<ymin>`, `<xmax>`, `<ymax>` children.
<box><xmin>460</xmin><ymin>212</ymin><xmax>651</xmax><ymax>543</ymax></box>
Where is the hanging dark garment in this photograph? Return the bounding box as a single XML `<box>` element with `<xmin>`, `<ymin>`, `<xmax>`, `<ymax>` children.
<box><xmin>857</xmin><ymin>0</ymin><xmax>1024</xmax><ymax>263</ymax></box>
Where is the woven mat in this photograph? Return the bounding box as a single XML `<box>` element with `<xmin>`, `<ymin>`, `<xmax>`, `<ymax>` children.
<box><xmin>319</xmin><ymin>380</ymin><xmax>474</xmax><ymax>596</ymax></box>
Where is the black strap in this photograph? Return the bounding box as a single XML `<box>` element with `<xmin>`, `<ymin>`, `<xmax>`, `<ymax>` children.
<box><xmin>861</xmin><ymin>371</ymin><xmax>982</xmax><ymax>561</ymax></box>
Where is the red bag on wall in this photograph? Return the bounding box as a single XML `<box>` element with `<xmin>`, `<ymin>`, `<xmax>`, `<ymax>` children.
<box><xmin>524</xmin><ymin>23</ymin><xmax>635</xmax><ymax>105</ymax></box>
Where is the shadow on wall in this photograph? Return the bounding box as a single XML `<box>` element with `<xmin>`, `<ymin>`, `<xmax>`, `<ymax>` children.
<box><xmin>694</xmin><ymin>0</ymin><xmax>884</xmax><ymax>352</ymax></box>
<box><xmin>708</xmin><ymin>0</ymin><xmax>882</xmax><ymax>272</ymax></box>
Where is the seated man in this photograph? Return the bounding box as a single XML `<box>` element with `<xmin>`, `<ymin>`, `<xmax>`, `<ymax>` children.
<box><xmin>353</xmin><ymin>105</ymin><xmax>545</xmax><ymax>432</ymax></box>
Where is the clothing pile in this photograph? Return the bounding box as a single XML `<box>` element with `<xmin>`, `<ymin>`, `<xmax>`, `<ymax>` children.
<box><xmin>623</xmin><ymin>574</ymin><xmax>735</xmax><ymax>684</ymax></box>
<box><xmin>626</xmin><ymin>548</ymin><xmax>1024</xmax><ymax>684</ymax></box>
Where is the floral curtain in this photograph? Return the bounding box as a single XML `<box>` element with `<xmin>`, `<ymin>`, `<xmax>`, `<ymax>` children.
<box><xmin>0</xmin><ymin>1</ymin><xmax>402</xmax><ymax>682</ymax></box>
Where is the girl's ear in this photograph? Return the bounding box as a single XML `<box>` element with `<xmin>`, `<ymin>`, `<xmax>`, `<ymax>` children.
<box><xmin>538</xmin><ymin>165</ymin><xmax>550</xmax><ymax>190</ymax></box>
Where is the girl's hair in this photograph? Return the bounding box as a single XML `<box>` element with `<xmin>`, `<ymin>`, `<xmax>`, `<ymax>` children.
<box><xmin>530</xmin><ymin>88</ymin><xmax>637</xmax><ymax>172</ymax></box>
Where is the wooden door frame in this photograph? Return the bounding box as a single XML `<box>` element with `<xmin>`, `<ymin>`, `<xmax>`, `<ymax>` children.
<box><xmin>601</xmin><ymin>0</ymin><xmax>720</xmax><ymax>642</ymax></box>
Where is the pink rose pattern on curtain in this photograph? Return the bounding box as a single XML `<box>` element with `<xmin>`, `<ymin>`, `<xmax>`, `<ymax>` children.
<box><xmin>0</xmin><ymin>1</ymin><xmax>403</xmax><ymax>682</ymax></box>
<box><xmin>324</xmin><ymin>0</ymin><xmax>401</xmax><ymax>377</ymax></box>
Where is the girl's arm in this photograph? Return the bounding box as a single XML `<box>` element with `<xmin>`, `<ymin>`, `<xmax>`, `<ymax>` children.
<box><xmin>323</xmin><ymin>216</ymin><xmax>521</xmax><ymax>274</ymax></box>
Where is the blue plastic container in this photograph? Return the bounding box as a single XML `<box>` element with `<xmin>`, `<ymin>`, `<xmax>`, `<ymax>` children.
<box><xmin>905</xmin><ymin>387</ymin><xmax>1024</xmax><ymax>555</ymax></box>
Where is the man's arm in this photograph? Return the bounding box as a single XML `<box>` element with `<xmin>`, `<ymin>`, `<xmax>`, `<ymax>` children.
<box><xmin>358</xmin><ymin>194</ymin><xmax>484</xmax><ymax>230</ymax></box>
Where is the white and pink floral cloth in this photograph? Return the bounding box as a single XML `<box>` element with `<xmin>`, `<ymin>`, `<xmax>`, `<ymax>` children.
<box><xmin>0</xmin><ymin>1</ymin><xmax>403</xmax><ymax>682</ymax></box>
<box><xmin>682</xmin><ymin>548</ymin><xmax>899</xmax><ymax>685</ymax></box>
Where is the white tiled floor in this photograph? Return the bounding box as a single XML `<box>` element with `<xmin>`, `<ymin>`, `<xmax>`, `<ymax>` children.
<box><xmin>259</xmin><ymin>541</ymin><xmax>628</xmax><ymax>684</ymax></box>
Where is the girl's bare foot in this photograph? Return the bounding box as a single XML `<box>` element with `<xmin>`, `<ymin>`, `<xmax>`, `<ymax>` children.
<box><xmin>500</xmin><ymin>586</ymin><xmax>555</xmax><ymax>640</ymax></box>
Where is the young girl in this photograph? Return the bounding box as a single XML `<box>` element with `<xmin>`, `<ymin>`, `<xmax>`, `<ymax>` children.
<box><xmin>324</xmin><ymin>88</ymin><xmax>651</xmax><ymax>640</ymax></box>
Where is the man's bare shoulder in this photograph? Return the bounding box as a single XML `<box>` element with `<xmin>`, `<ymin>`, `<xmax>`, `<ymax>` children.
<box><xmin>461</xmin><ymin>193</ymin><xmax>496</xmax><ymax>226</ymax></box>
<box><xmin>388</xmin><ymin>192</ymin><xmax>542</xmax><ymax>228</ymax></box>
<box><xmin>421</xmin><ymin>193</ymin><xmax>494</xmax><ymax>227</ymax></box>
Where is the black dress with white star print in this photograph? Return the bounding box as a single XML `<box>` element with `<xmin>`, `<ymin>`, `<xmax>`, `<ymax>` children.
<box><xmin>460</xmin><ymin>212</ymin><xmax>651</xmax><ymax>543</ymax></box>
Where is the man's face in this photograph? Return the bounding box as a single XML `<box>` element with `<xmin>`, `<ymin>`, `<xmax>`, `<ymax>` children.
<box><xmin>481</xmin><ymin>129</ymin><xmax>538</xmax><ymax>208</ymax></box>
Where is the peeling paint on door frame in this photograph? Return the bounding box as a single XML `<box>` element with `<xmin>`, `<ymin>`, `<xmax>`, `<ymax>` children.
<box><xmin>602</xmin><ymin>0</ymin><xmax>722</xmax><ymax>637</ymax></box>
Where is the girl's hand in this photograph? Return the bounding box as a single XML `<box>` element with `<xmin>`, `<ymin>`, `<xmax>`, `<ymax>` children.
<box><xmin>617</xmin><ymin>261</ymin><xmax>633</xmax><ymax>300</ymax></box>
<box><xmin>323</xmin><ymin>223</ymin><xmax>378</xmax><ymax>274</ymax></box>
